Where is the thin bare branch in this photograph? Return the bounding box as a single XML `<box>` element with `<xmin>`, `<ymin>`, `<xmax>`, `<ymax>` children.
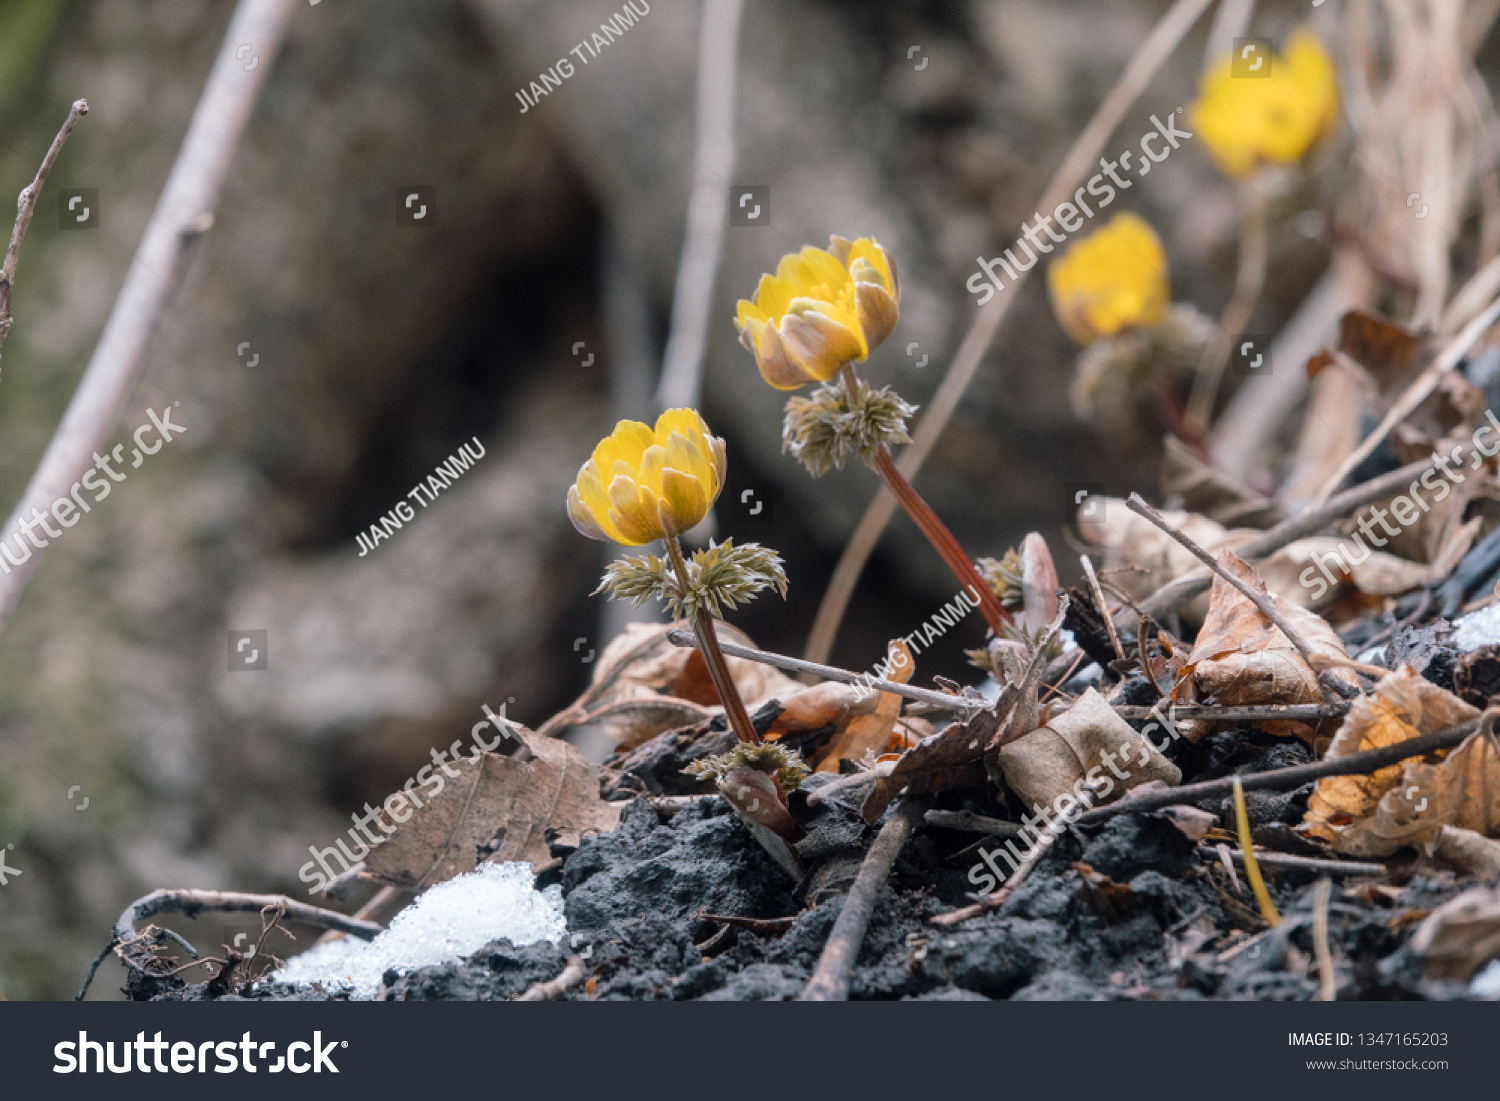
<box><xmin>0</xmin><ymin>0</ymin><xmax>297</xmax><ymax>636</ymax></box>
<box><xmin>654</xmin><ymin>0</ymin><xmax>744</xmax><ymax>410</ymax></box>
<box><xmin>1075</xmin><ymin>715</ymin><xmax>1485</xmax><ymax>825</ymax></box>
<box><xmin>1125</xmin><ymin>494</ymin><xmax>1352</xmax><ymax>702</ymax></box>
<box><xmin>664</xmin><ymin>625</ymin><xmax>986</xmax><ymax>713</ymax></box>
<box><xmin>1080</xmin><ymin>555</ymin><xmax>1125</xmax><ymax>664</ymax></box>
<box><xmin>0</xmin><ymin>98</ymin><xmax>88</xmax><ymax>374</ymax></box>
<box><xmin>114</xmin><ymin>888</ymin><xmax>384</xmax><ymax>945</ymax></box>
<box><xmin>799</xmin><ymin>798</ymin><xmax>925</xmax><ymax>1001</ymax></box>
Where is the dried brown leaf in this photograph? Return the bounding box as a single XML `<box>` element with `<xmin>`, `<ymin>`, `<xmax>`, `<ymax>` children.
<box><xmin>1304</xmin><ymin>665</ymin><xmax>1479</xmax><ymax>850</ymax></box>
<box><xmin>1181</xmin><ymin>551</ymin><xmax>1356</xmax><ymax>742</ymax></box>
<box><xmin>859</xmin><ymin>704</ymin><xmax>1001</xmax><ymax>824</ymax></box>
<box><xmin>579</xmin><ymin>692</ymin><xmax>715</xmax><ymax>750</ymax></box>
<box><xmin>363</xmin><ymin>726</ymin><xmax>622</xmax><ymax>892</ymax></box>
<box><xmin>815</xmin><ymin>640</ymin><xmax>912</xmax><ymax>773</ymax></box>
<box><xmin>1331</xmin><ymin>725</ymin><xmax>1500</xmax><ymax>858</ymax></box>
<box><xmin>993</xmin><ymin>687</ymin><xmax>1180</xmax><ymax>814</ymax></box>
<box><xmin>1410</xmin><ymin>885</ymin><xmax>1500</xmax><ymax>980</ymax></box>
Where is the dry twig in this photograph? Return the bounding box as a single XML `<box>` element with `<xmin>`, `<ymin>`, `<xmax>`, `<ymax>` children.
<box><xmin>1125</xmin><ymin>494</ymin><xmax>1355</xmax><ymax>702</ymax></box>
<box><xmin>516</xmin><ymin>956</ymin><xmax>587</xmax><ymax>1001</ymax></box>
<box><xmin>0</xmin><ymin>0</ymin><xmax>298</xmax><ymax>635</ymax></box>
<box><xmin>0</xmin><ymin>99</ymin><xmax>88</xmax><ymax>375</ymax></box>
<box><xmin>799</xmin><ymin>798</ymin><xmax>925</xmax><ymax>1000</ymax></box>
<box><xmin>1313</xmin><ymin>877</ymin><xmax>1336</xmax><ymax>1001</ymax></box>
<box><xmin>1081</xmin><ymin>555</ymin><xmax>1125</xmax><ymax>664</ymax></box>
<box><xmin>1075</xmin><ymin>717</ymin><xmax>1481</xmax><ymax>825</ymax></box>
<box><xmin>664</xmin><ymin>626</ymin><xmax>984</xmax><ymax>713</ymax></box>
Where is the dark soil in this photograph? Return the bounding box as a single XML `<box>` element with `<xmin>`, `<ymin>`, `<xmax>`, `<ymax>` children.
<box><xmin>128</xmin><ymin>638</ymin><xmax>1487</xmax><ymax>1002</ymax></box>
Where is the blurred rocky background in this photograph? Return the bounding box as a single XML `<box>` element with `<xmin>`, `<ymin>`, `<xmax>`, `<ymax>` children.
<box><xmin>0</xmin><ymin>0</ymin><xmax>1325</xmax><ymax>997</ymax></box>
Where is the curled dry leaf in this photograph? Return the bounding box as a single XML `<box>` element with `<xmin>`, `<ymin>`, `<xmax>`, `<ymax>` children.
<box><xmin>1178</xmin><ymin>551</ymin><xmax>1357</xmax><ymax>744</ymax></box>
<box><xmin>580</xmin><ymin>692</ymin><xmax>715</xmax><ymax>751</ymax></box>
<box><xmin>859</xmin><ymin>704</ymin><xmax>1000</xmax><ymax>824</ymax></box>
<box><xmin>993</xmin><ymin>687</ymin><xmax>1180</xmax><ymax>815</ymax></box>
<box><xmin>1018</xmin><ymin>532</ymin><xmax>1060</xmax><ymax>636</ymax></box>
<box><xmin>1410</xmin><ymin>885</ymin><xmax>1500</xmax><ymax>980</ymax></box>
<box><xmin>1321</xmin><ymin>723</ymin><xmax>1500</xmax><ymax>859</ymax></box>
<box><xmin>1431</xmin><ymin>826</ymin><xmax>1500</xmax><ymax>880</ymax></box>
<box><xmin>362</xmin><ymin>724</ymin><xmax>622</xmax><ymax>892</ymax></box>
<box><xmin>763</xmin><ymin>681</ymin><xmax>878</xmax><ymax>741</ymax></box>
<box><xmin>813</xmin><ymin>640</ymin><xmax>913</xmax><ymax>773</ymax></box>
<box><xmin>1303</xmin><ymin>666</ymin><xmax>1479</xmax><ymax>854</ymax></box>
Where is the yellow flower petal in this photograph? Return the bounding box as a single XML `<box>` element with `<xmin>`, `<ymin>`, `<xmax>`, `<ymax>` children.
<box><xmin>568</xmin><ymin>408</ymin><xmax>728</xmax><ymax>547</ymax></box>
<box><xmin>659</xmin><ymin>466</ymin><xmax>710</xmax><ymax>535</ymax></box>
<box><xmin>1046</xmin><ymin>212</ymin><xmax>1170</xmax><ymax>344</ymax></box>
<box><xmin>734</xmin><ymin>236</ymin><xmax>903</xmax><ymax>390</ymax></box>
<box><xmin>781</xmin><ymin>311</ymin><xmax>868</xmax><ymax>381</ymax></box>
<box><xmin>567</xmin><ymin>484</ymin><xmax>607</xmax><ymax>541</ymax></box>
<box><xmin>854</xmin><ymin>281</ymin><xmax>899</xmax><ymax>350</ymax></box>
<box><xmin>607</xmin><ymin>472</ymin><xmax>660</xmax><ymax>545</ymax></box>
<box><xmin>1190</xmin><ymin>28</ymin><xmax>1338</xmax><ymax>177</ymax></box>
<box><xmin>748</xmin><ymin>319</ymin><xmax>818</xmax><ymax>389</ymax></box>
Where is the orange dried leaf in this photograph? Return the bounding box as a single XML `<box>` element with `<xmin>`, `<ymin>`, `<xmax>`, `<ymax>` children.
<box><xmin>815</xmin><ymin>640</ymin><xmax>913</xmax><ymax>772</ymax></box>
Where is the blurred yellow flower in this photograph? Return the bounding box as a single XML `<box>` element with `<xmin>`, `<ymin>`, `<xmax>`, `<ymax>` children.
<box><xmin>735</xmin><ymin>235</ymin><xmax>901</xmax><ymax>390</ymax></box>
<box><xmin>568</xmin><ymin>408</ymin><xmax>727</xmax><ymax>546</ymax></box>
<box><xmin>1046</xmin><ymin>212</ymin><xmax>1170</xmax><ymax>344</ymax></box>
<box><xmin>1191</xmin><ymin>29</ymin><xmax>1339</xmax><ymax>177</ymax></box>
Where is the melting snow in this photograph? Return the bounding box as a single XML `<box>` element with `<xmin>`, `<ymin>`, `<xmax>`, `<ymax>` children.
<box><xmin>271</xmin><ymin>862</ymin><xmax>566</xmax><ymax>998</ymax></box>
<box><xmin>1454</xmin><ymin>602</ymin><xmax>1500</xmax><ymax>652</ymax></box>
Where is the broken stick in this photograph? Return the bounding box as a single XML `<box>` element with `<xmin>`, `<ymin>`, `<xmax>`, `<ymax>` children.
<box><xmin>799</xmin><ymin>798</ymin><xmax>925</xmax><ymax>1001</ymax></box>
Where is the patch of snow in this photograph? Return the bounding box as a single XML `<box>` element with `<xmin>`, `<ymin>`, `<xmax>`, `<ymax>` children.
<box><xmin>1470</xmin><ymin>958</ymin><xmax>1500</xmax><ymax>998</ymax></box>
<box><xmin>1454</xmin><ymin>603</ymin><xmax>1500</xmax><ymax>652</ymax></box>
<box><xmin>270</xmin><ymin>862</ymin><xmax>565</xmax><ymax>998</ymax></box>
<box><xmin>1356</xmin><ymin>645</ymin><xmax>1387</xmax><ymax>666</ymax></box>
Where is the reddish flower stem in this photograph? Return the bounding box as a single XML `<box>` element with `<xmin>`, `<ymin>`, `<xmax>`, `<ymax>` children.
<box><xmin>664</xmin><ymin>535</ymin><xmax>761</xmax><ymax>745</ymax></box>
<box><xmin>834</xmin><ymin>365</ymin><xmax>1008</xmax><ymax>634</ymax></box>
<box><xmin>869</xmin><ymin>447</ymin><xmax>1010</xmax><ymax>634</ymax></box>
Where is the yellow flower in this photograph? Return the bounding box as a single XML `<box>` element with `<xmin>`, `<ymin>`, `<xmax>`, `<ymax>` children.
<box><xmin>1046</xmin><ymin>213</ymin><xmax>1170</xmax><ymax>344</ymax></box>
<box><xmin>568</xmin><ymin>409</ymin><xmax>727</xmax><ymax>546</ymax></box>
<box><xmin>734</xmin><ymin>235</ymin><xmax>901</xmax><ymax>390</ymax></box>
<box><xmin>1190</xmin><ymin>29</ymin><xmax>1339</xmax><ymax>177</ymax></box>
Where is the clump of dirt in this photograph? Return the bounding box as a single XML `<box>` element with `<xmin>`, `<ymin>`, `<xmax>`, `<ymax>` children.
<box><xmin>135</xmin><ymin>788</ymin><xmax>1476</xmax><ymax>1001</ymax></box>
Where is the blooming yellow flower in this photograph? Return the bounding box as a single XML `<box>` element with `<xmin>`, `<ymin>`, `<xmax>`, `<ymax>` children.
<box><xmin>1190</xmin><ymin>29</ymin><xmax>1339</xmax><ymax>177</ymax></box>
<box><xmin>1046</xmin><ymin>213</ymin><xmax>1170</xmax><ymax>344</ymax></box>
<box><xmin>568</xmin><ymin>409</ymin><xmax>727</xmax><ymax>546</ymax></box>
<box><xmin>734</xmin><ymin>235</ymin><xmax>900</xmax><ymax>390</ymax></box>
